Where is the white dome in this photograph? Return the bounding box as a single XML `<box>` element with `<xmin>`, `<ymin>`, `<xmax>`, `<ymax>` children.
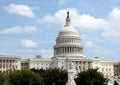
<box><xmin>58</xmin><ymin>26</ymin><xmax>79</xmax><ymax>37</ymax></box>
<box><xmin>54</xmin><ymin>11</ymin><xmax>84</xmax><ymax>58</ymax></box>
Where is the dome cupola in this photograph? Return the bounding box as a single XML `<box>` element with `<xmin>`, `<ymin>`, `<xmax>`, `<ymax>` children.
<box><xmin>54</xmin><ymin>11</ymin><xmax>84</xmax><ymax>57</ymax></box>
<box><xmin>58</xmin><ymin>11</ymin><xmax>79</xmax><ymax>38</ymax></box>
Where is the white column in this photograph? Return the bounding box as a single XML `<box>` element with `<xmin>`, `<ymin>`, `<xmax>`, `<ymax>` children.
<box><xmin>8</xmin><ymin>60</ymin><xmax>10</xmax><ymax>69</ymax></box>
<box><xmin>81</xmin><ymin>61</ymin><xmax>83</xmax><ymax>71</ymax></box>
<box><xmin>67</xmin><ymin>47</ymin><xmax>68</xmax><ymax>53</ymax></box>
<box><xmin>65</xmin><ymin>47</ymin><xmax>66</xmax><ymax>53</ymax></box>
<box><xmin>70</xmin><ymin>47</ymin><xmax>71</xmax><ymax>53</ymax></box>
<box><xmin>77</xmin><ymin>61</ymin><xmax>79</xmax><ymax>71</ymax></box>
<box><xmin>1</xmin><ymin>60</ymin><xmax>3</xmax><ymax>72</ymax></box>
<box><xmin>59</xmin><ymin>48</ymin><xmax>61</xmax><ymax>54</ymax></box>
<box><xmin>5</xmin><ymin>60</ymin><xmax>6</xmax><ymax>71</ymax></box>
<box><xmin>68</xmin><ymin>47</ymin><xmax>70</xmax><ymax>53</ymax></box>
<box><xmin>73</xmin><ymin>47</ymin><xmax>75</xmax><ymax>53</ymax></box>
<box><xmin>85</xmin><ymin>62</ymin><xmax>88</xmax><ymax>70</ymax></box>
<box><xmin>58</xmin><ymin>48</ymin><xmax>60</xmax><ymax>54</ymax></box>
<box><xmin>61</xmin><ymin>47</ymin><xmax>63</xmax><ymax>54</ymax></box>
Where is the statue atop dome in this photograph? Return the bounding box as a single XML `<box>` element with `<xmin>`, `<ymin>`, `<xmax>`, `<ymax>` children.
<box><xmin>65</xmin><ymin>11</ymin><xmax>71</xmax><ymax>27</ymax></box>
<box><xmin>67</xmin><ymin>11</ymin><xmax>69</xmax><ymax>18</ymax></box>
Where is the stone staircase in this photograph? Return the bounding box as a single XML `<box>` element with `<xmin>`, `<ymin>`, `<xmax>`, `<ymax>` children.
<box><xmin>108</xmin><ymin>76</ymin><xmax>120</xmax><ymax>85</ymax></box>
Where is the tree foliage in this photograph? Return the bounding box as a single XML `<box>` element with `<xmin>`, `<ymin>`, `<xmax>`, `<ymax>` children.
<box><xmin>32</xmin><ymin>68</ymin><xmax>68</xmax><ymax>85</ymax></box>
<box><xmin>114</xmin><ymin>81</ymin><xmax>119</xmax><ymax>85</ymax></box>
<box><xmin>9</xmin><ymin>70</ymin><xmax>45</xmax><ymax>85</ymax></box>
<box><xmin>75</xmin><ymin>68</ymin><xmax>108</xmax><ymax>85</ymax></box>
<box><xmin>0</xmin><ymin>72</ymin><xmax>10</xmax><ymax>85</ymax></box>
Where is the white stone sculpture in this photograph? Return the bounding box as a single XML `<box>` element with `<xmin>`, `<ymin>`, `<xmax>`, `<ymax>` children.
<box><xmin>66</xmin><ymin>61</ymin><xmax>77</xmax><ymax>85</ymax></box>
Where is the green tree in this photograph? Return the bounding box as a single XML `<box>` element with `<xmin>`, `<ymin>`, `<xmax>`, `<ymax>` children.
<box><xmin>33</xmin><ymin>68</ymin><xmax>67</xmax><ymax>85</ymax></box>
<box><xmin>0</xmin><ymin>72</ymin><xmax>10</xmax><ymax>85</ymax></box>
<box><xmin>75</xmin><ymin>68</ymin><xmax>108</xmax><ymax>85</ymax></box>
<box><xmin>114</xmin><ymin>81</ymin><xmax>118</xmax><ymax>85</ymax></box>
<box><xmin>9</xmin><ymin>70</ymin><xmax>45</xmax><ymax>85</ymax></box>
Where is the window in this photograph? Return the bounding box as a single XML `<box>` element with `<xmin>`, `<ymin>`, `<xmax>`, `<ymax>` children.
<box><xmin>3</xmin><ymin>65</ymin><xmax>5</xmax><ymax>68</ymax></box>
<box><xmin>109</xmin><ymin>68</ymin><xmax>111</xmax><ymax>71</ymax></box>
<box><xmin>0</xmin><ymin>64</ymin><xmax>1</xmax><ymax>68</ymax></box>
<box><xmin>62</xmin><ymin>66</ymin><xmax>64</xmax><ymax>69</ymax></box>
<box><xmin>106</xmin><ymin>68</ymin><xmax>108</xmax><ymax>71</ymax></box>
<box><xmin>102</xmin><ymin>68</ymin><xmax>104</xmax><ymax>71</ymax></box>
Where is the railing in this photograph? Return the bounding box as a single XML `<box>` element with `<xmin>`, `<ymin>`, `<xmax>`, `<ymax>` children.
<box><xmin>109</xmin><ymin>76</ymin><xmax>120</xmax><ymax>85</ymax></box>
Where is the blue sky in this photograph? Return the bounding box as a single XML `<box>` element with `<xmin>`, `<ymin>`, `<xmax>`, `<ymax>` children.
<box><xmin>0</xmin><ymin>0</ymin><xmax>120</xmax><ymax>61</ymax></box>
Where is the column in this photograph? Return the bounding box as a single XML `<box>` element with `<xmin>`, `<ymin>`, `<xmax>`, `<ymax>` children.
<box><xmin>79</xmin><ymin>61</ymin><xmax>81</xmax><ymax>72</ymax></box>
<box><xmin>8</xmin><ymin>60</ymin><xmax>10</xmax><ymax>69</ymax></box>
<box><xmin>12</xmin><ymin>60</ymin><xmax>13</xmax><ymax>70</ymax></box>
<box><xmin>78</xmin><ymin>48</ymin><xmax>80</xmax><ymax>53</ymax></box>
<box><xmin>61</xmin><ymin>47</ymin><xmax>63</xmax><ymax>53</ymax></box>
<box><xmin>81</xmin><ymin>61</ymin><xmax>83</xmax><ymax>71</ymax></box>
<box><xmin>65</xmin><ymin>47</ymin><xmax>66</xmax><ymax>53</ymax></box>
<box><xmin>64</xmin><ymin>47</ymin><xmax>65</xmax><ymax>53</ymax></box>
<box><xmin>13</xmin><ymin>60</ymin><xmax>15</xmax><ymax>70</ymax></box>
<box><xmin>70</xmin><ymin>47</ymin><xmax>71</xmax><ymax>53</ymax></box>
<box><xmin>73</xmin><ymin>47</ymin><xmax>75</xmax><ymax>53</ymax></box>
<box><xmin>10</xmin><ymin>60</ymin><xmax>12</xmax><ymax>70</ymax></box>
<box><xmin>1</xmin><ymin>60</ymin><xmax>3</xmax><ymax>72</ymax></box>
<box><xmin>60</xmin><ymin>47</ymin><xmax>62</xmax><ymax>54</ymax></box>
<box><xmin>62</xmin><ymin>47</ymin><xmax>64</xmax><ymax>53</ymax></box>
<box><xmin>58</xmin><ymin>48</ymin><xmax>60</xmax><ymax>54</ymax></box>
<box><xmin>85</xmin><ymin>62</ymin><xmax>88</xmax><ymax>70</ymax></box>
<box><xmin>5</xmin><ymin>60</ymin><xmax>6</xmax><ymax>71</ymax></box>
<box><xmin>56</xmin><ymin>48</ymin><xmax>57</xmax><ymax>54</ymax></box>
<box><xmin>77</xmin><ymin>47</ymin><xmax>79</xmax><ymax>53</ymax></box>
<box><xmin>66</xmin><ymin>47</ymin><xmax>68</xmax><ymax>53</ymax></box>
<box><xmin>68</xmin><ymin>47</ymin><xmax>70</xmax><ymax>53</ymax></box>
<box><xmin>54</xmin><ymin>48</ymin><xmax>56</xmax><ymax>55</ymax></box>
<box><xmin>77</xmin><ymin>61</ymin><xmax>79</xmax><ymax>70</ymax></box>
<box><xmin>74</xmin><ymin>47</ymin><xmax>76</xmax><ymax>53</ymax></box>
<box><xmin>71</xmin><ymin>47</ymin><xmax>73</xmax><ymax>53</ymax></box>
<box><xmin>59</xmin><ymin>47</ymin><xmax>61</xmax><ymax>54</ymax></box>
<box><xmin>57</xmin><ymin>48</ymin><xmax>59</xmax><ymax>54</ymax></box>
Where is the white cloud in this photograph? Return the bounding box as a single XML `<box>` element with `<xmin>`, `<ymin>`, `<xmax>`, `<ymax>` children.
<box><xmin>102</xmin><ymin>8</ymin><xmax>120</xmax><ymax>38</ymax></box>
<box><xmin>38</xmin><ymin>8</ymin><xmax>120</xmax><ymax>39</ymax></box>
<box><xmin>84</xmin><ymin>41</ymin><xmax>113</xmax><ymax>56</ymax></box>
<box><xmin>107</xmin><ymin>8</ymin><xmax>120</xmax><ymax>30</ymax></box>
<box><xmin>0</xmin><ymin>26</ymin><xmax>37</xmax><ymax>34</ymax></box>
<box><xmin>5</xmin><ymin>4</ymin><xmax>35</xmax><ymax>18</ymax></box>
<box><xmin>38</xmin><ymin>8</ymin><xmax>107</xmax><ymax>30</ymax></box>
<box><xmin>85</xmin><ymin>41</ymin><xmax>96</xmax><ymax>48</ymax></box>
<box><xmin>38</xmin><ymin>49</ymin><xmax>53</xmax><ymax>59</ymax></box>
<box><xmin>21</xmin><ymin>39</ymin><xmax>37</xmax><ymax>48</ymax></box>
<box><xmin>108</xmin><ymin>8</ymin><xmax>120</xmax><ymax>22</ymax></box>
<box><xmin>102</xmin><ymin>30</ymin><xmax>120</xmax><ymax>38</ymax></box>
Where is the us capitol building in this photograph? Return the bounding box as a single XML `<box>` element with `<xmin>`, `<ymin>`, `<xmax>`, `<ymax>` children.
<box><xmin>0</xmin><ymin>12</ymin><xmax>119</xmax><ymax>81</ymax></box>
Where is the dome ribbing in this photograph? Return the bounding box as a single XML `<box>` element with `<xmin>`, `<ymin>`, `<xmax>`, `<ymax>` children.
<box><xmin>54</xmin><ymin>11</ymin><xmax>84</xmax><ymax>57</ymax></box>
